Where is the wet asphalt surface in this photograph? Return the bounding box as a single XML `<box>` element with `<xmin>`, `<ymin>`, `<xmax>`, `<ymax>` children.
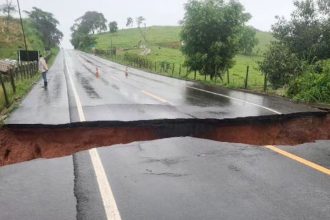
<box><xmin>6</xmin><ymin>50</ymin><xmax>319</xmax><ymax>125</ymax></box>
<box><xmin>1</xmin><ymin>137</ymin><xmax>329</xmax><ymax>220</ymax></box>
<box><xmin>1</xmin><ymin>50</ymin><xmax>329</xmax><ymax>219</ymax></box>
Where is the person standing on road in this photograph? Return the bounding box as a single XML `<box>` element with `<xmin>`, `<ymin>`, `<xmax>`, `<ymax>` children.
<box><xmin>38</xmin><ymin>54</ymin><xmax>48</xmax><ymax>88</ymax></box>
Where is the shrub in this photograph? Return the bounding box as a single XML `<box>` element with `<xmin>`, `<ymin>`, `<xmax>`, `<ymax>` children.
<box><xmin>258</xmin><ymin>42</ymin><xmax>303</xmax><ymax>89</ymax></box>
<box><xmin>287</xmin><ymin>60</ymin><xmax>330</xmax><ymax>103</ymax></box>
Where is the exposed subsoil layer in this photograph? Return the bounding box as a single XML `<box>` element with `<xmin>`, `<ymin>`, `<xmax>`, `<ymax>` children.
<box><xmin>0</xmin><ymin>112</ymin><xmax>329</xmax><ymax>166</ymax></box>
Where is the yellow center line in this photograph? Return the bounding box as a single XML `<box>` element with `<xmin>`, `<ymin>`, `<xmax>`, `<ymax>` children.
<box><xmin>142</xmin><ymin>90</ymin><xmax>168</xmax><ymax>103</ymax></box>
<box><xmin>265</xmin><ymin>145</ymin><xmax>330</xmax><ymax>176</ymax></box>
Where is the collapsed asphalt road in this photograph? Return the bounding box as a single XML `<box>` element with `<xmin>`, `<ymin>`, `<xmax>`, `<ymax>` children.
<box><xmin>1</xmin><ymin>112</ymin><xmax>329</xmax><ymax>166</ymax></box>
<box><xmin>1</xmin><ymin>49</ymin><xmax>329</xmax><ymax>220</ymax></box>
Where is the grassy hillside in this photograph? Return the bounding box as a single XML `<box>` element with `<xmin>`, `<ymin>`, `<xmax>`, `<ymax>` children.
<box><xmin>97</xmin><ymin>26</ymin><xmax>273</xmax><ymax>52</ymax></box>
<box><xmin>255</xmin><ymin>31</ymin><xmax>275</xmax><ymax>54</ymax></box>
<box><xmin>95</xmin><ymin>26</ymin><xmax>274</xmax><ymax>90</ymax></box>
<box><xmin>0</xmin><ymin>17</ymin><xmax>45</xmax><ymax>59</ymax></box>
<box><xmin>97</xmin><ymin>26</ymin><xmax>181</xmax><ymax>49</ymax></box>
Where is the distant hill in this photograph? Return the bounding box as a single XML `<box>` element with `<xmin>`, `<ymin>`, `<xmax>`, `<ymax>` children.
<box><xmin>0</xmin><ymin>16</ymin><xmax>45</xmax><ymax>59</ymax></box>
<box><xmin>95</xmin><ymin>26</ymin><xmax>274</xmax><ymax>55</ymax></box>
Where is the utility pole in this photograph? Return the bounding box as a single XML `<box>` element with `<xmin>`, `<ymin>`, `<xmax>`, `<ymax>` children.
<box><xmin>16</xmin><ymin>0</ymin><xmax>28</xmax><ymax>52</ymax></box>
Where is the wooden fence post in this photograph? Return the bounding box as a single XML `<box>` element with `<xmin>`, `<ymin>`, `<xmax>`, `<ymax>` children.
<box><xmin>172</xmin><ymin>63</ymin><xmax>175</xmax><ymax>76</ymax></box>
<box><xmin>9</xmin><ymin>69</ymin><xmax>16</xmax><ymax>93</ymax></box>
<box><xmin>179</xmin><ymin>64</ymin><xmax>181</xmax><ymax>76</ymax></box>
<box><xmin>214</xmin><ymin>66</ymin><xmax>217</xmax><ymax>83</ymax></box>
<box><xmin>27</xmin><ymin>64</ymin><xmax>30</xmax><ymax>78</ymax></box>
<box><xmin>244</xmin><ymin>65</ymin><xmax>249</xmax><ymax>89</ymax></box>
<box><xmin>29</xmin><ymin>63</ymin><xmax>32</xmax><ymax>77</ymax></box>
<box><xmin>194</xmin><ymin>70</ymin><xmax>197</xmax><ymax>80</ymax></box>
<box><xmin>24</xmin><ymin>64</ymin><xmax>27</xmax><ymax>79</ymax></box>
<box><xmin>227</xmin><ymin>69</ymin><xmax>230</xmax><ymax>84</ymax></box>
<box><xmin>0</xmin><ymin>74</ymin><xmax>9</xmax><ymax>107</ymax></box>
<box><xmin>263</xmin><ymin>74</ymin><xmax>268</xmax><ymax>92</ymax></box>
<box><xmin>19</xmin><ymin>65</ymin><xmax>23</xmax><ymax>81</ymax></box>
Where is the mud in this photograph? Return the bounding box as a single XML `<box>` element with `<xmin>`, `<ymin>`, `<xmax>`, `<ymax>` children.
<box><xmin>0</xmin><ymin>112</ymin><xmax>329</xmax><ymax>166</ymax></box>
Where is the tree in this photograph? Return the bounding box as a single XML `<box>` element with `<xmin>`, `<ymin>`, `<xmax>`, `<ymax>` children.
<box><xmin>136</xmin><ymin>16</ymin><xmax>145</xmax><ymax>28</ymax></box>
<box><xmin>74</xmin><ymin>11</ymin><xmax>107</xmax><ymax>34</ymax></box>
<box><xmin>181</xmin><ymin>0</ymin><xmax>251</xmax><ymax>79</ymax></box>
<box><xmin>239</xmin><ymin>26</ymin><xmax>258</xmax><ymax>55</ymax></box>
<box><xmin>70</xmin><ymin>30</ymin><xmax>96</xmax><ymax>50</ymax></box>
<box><xmin>25</xmin><ymin>7</ymin><xmax>63</xmax><ymax>47</ymax></box>
<box><xmin>70</xmin><ymin>11</ymin><xmax>107</xmax><ymax>49</ymax></box>
<box><xmin>0</xmin><ymin>0</ymin><xmax>17</xmax><ymax>31</ymax></box>
<box><xmin>259</xmin><ymin>0</ymin><xmax>330</xmax><ymax>90</ymax></box>
<box><xmin>318</xmin><ymin>0</ymin><xmax>330</xmax><ymax>14</ymax></box>
<box><xmin>126</xmin><ymin>17</ymin><xmax>133</xmax><ymax>27</ymax></box>
<box><xmin>272</xmin><ymin>0</ymin><xmax>330</xmax><ymax>62</ymax></box>
<box><xmin>109</xmin><ymin>21</ymin><xmax>118</xmax><ymax>33</ymax></box>
<box><xmin>259</xmin><ymin>42</ymin><xmax>303</xmax><ymax>89</ymax></box>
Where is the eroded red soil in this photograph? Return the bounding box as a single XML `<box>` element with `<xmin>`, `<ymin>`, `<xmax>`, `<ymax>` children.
<box><xmin>0</xmin><ymin>113</ymin><xmax>329</xmax><ymax>166</ymax></box>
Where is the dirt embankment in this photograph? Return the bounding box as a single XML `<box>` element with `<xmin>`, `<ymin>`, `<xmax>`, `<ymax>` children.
<box><xmin>0</xmin><ymin>113</ymin><xmax>329</xmax><ymax>167</ymax></box>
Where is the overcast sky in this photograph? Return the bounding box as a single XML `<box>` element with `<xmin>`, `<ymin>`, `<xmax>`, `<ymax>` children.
<box><xmin>2</xmin><ymin>0</ymin><xmax>296</xmax><ymax>48</ymax></box>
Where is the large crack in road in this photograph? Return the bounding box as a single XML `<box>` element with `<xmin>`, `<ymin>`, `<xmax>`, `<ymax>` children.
<box><xmin>0</xmin><ymin>111</ymin><xmax>329</xmax><ymax>167</ymax></box>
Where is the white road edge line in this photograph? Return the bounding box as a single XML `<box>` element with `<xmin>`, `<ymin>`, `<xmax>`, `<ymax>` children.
<box><xmin>64</xmin><ymin>52</ymin><xmax>122</xmax><ymax>220</ymax></box>
<box><xmin>186</xmin><ymin>86</ymin><xmax>282</xmax><ymax>115</ymax></box>
<box><xmin>89</xmin><ymin>149</ymin><xmax>122</xmax><ymax>220</ymax></box>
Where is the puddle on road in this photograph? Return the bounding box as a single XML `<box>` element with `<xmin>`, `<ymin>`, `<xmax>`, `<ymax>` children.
<box><xmin>0</xmin><ymin>112</ymin><xmax>329</xmax><ymax>166</ymax></box>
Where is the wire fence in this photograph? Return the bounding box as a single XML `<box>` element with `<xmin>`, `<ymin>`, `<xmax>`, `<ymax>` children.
<box><xmin>93</xmin><ymin>49</ymin><xmax>269</xmax><ymax>92</ymax></box>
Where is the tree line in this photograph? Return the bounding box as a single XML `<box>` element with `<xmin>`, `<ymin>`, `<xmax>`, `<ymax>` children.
<box><xmin>0</xmin><ymin>2</ymin><xmax>63</xmax><ymax>50</ymax></box>
<box><xmin>70</xmin><ymin>12</ymin><xmax>147</xmax><ymax>50</ymax></box>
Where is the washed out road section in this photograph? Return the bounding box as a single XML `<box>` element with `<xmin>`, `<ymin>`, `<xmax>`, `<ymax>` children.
<box><xmin>1</xmin><ymin>112</ymin><xmax>329</xmax><ymax>167</ymax></box>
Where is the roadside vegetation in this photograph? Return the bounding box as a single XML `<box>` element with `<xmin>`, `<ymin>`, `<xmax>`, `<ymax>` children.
<box><xmin>73</xmin><ymin>0</ymin><xmax>330</xmax><ymax>105</ymax></box>
<box><xmin>0</xmin><ymin>3</ymin><xmax>62</xmax><ymax>116</ymax></box>
<box><xmin>259</xmin><ymin>0</ymin><xmax>330</xmax><ymax>104</ymax></box>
